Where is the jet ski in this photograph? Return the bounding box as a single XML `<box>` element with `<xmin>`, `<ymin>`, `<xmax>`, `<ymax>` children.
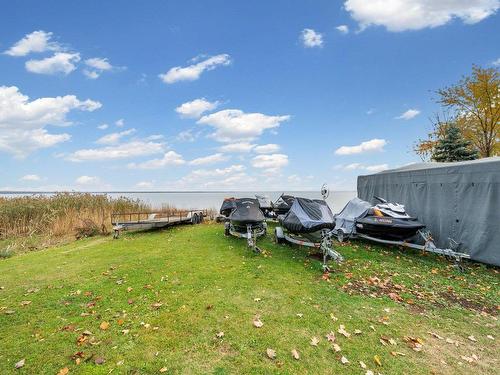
<box><xmin>275</xmin><ymin>197</ymin><xmax>343</xmax><ymax>271</ymax></box>
<box><xmin>255</xmin><ymin>194</ymin><xmax>275</xmax><ymax>219</ymax></box>
<box><xmin>224</xmin><ymin>198</ymin><xmax>266</xmax><ymax>252</ymax></box>
<box><xmin>335</xmin><ymin>196</ymin><xmax>425</xmax><ymax>241</ymax></box>
<box><xmin>219</xmin><ymin>197</ymin><xmax>236</xmax><ymax>217</ymax></box>
<box><xmin>273</xmin><ymin>194</ymin><xmax>295</xmax><ymax>215</ymax></box>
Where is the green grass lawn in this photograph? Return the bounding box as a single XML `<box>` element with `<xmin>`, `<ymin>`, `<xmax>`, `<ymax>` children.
<box><xmin>0</xmin><ymin>223</ymin><xmax>498</xmax><ymax>374</ymax></box>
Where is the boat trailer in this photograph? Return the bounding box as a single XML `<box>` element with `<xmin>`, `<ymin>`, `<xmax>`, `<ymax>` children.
<box><xmin>111</xmin><ymin>209</ymin><xmax>206</xmax><ymax>238</ymax></box>
<box><xmin>274</xmin><ymin>227</ymin><xmax>344</xmax><ymax>272</ymax></box>
<box><xmin>334</xmin><ymin>228</ymin><xmax>470</xmax><ymax>267</ymax></box>
<box><xmin>224</xmin><ymin>221</ymin><xmax>267</xmax><ymax>253</ymax></box>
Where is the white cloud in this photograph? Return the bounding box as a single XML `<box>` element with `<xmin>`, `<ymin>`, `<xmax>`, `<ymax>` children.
<box><xmin>251</xmin><ymin>153</ymin><xmax>289</xmax><ymax>173</ymax></box>
<box><xmin>492</xmin><ymin>57</ymin><xmax>500</xmax><ymax>66</ymax></box>
<box><xmin>218</xmin><ymin>142</ymin><xmax>256</xmax><ymax>153</ymax></box>
<box><xmin>396</xmin><ymin>108</ymin><xmax>420</xmax><ymax>120</ymax></box>
<box><xmin>198</xmin><ymin>109</ymin><xmax>290</xmax><ymax>142</ymax></box>
<box><xmin>83</xmin><ymin>57</ymin><xmax>123</xmax><ymax>79</ymax></box>
<box><xmin>159</xmin><ymin>54</ymin><xmax>231</xmax><ymax>84</ymax></box>
<box><xmin>115</xmin><ymin>119</ymin><xmax>124</xmax><ymax>127</ymax></box>
<box><xmin>20</xmin><ymin>174</ymin><xmax>41</xmax><ymax>181</ymax></box>
<box><xmin>254</xmin><ymin>144</ymin><xmax>281</xmax><ymax>154</ymax></box>
<box><xmin>179</xmin><ymin>165</ymin><xmax>247</xmax><ymax>187</ymax></box>
<box><xmin>189</xmin><ymin>153</ymin><xmax>228</xmax><ymax>166</ymax></box>
<box><xmin>335</xmin><ymin>139</ymin><xmax>387</xmax><ymax>155</ymax></box>
<box><xmin>96</xmin><ymin>129</ymin><xmax>136</xmax><ymax>145</ymax></box>
<box><xmin>75</xmin><ymin>175</ymin><xmax>100</xmax><ymax>185</ymax></box>
<box><xmin>4</xmin><ymin>30</ymin><xmax>61</xmax><ymax>56</ymax></box>
<box><xmin>336</xmin><ymin>25</ymin><xmax>350</xmax><ymax>34</ymax></box>
<box><xmin>97</xmin><ymin>124</ymin><xmax>109</xmax><ymax>130</ymax></box>
<box><xmin>136</xmin><ymin>181</ymin><xmax>154</xmax><ymax>189</ymax></box>
<box><xmin>301</xmin><ymin>28</ymin><xmax>324</xmax><ymax>48</ymax></box>
<box><xmin>175</xmin><ymin>98</ymin><xmax>219</xmax><ymax>118</ymax></box>
<box><xmin>66</xmin><ymin>140</ymin><xmax>164</xmax><ymax>162</ymax></box>
<box><xmin>25</xmin><ymin>52</ymin><xmax>80</xmax><ymax>75</ymax></box>
<box><xmin>176</xmin><ymin>129</ymin><xmax>198</xmax><ymax>142</ymax></box>
<box><xmin>337</xmin><ymin>163</ymin><xmax>389</xmax><ymax>173</ymax></box>
<box><xmin>344</xmin><ymin>0</ymin><xmax>499</xmax><ymax>32</ymax></box>
<box><xmin>127</xmin><ymin>151</ymin><xmax>185</xmax><ymax>169</ymax></box>
<box><xmin>365</xmin><ymin>164</ymin><xmax>389</xmax><ymax>172</ymax></box>
<box><xmin>287</xmin><ymin>174</ymin><xmax>301</xmax><ymax>183</ymax></box>
<box><xmin>0</xmin><ymin>86</ymin><xmax>101</xmax><ymax>157</ymax></box>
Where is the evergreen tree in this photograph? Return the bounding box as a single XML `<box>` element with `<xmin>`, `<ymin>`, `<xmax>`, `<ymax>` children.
<box><xmin>432</xmin><ymin>124</ymin><xmax>478</xmax><ymax>162</ymax></box>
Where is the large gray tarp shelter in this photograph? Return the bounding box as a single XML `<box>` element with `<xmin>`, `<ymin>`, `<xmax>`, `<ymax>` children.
<box><xmin>357</xmin><ymin>157</ymin><xmax>500</xmax><ymax>266</ymax></box>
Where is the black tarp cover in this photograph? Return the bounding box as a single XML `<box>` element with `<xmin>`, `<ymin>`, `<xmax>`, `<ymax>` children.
<box><xmin>357</xmin><ymin>157</ymin><xmax>500</xmax><ymax>266</ymax></box>
<box><xmin>220</xmin><ymin>198</ymin><xmax>236</xmax><ymax>216</ymax></box>
<box><xmin>229</xmin><ymin>198</ymin><xmax>265</xmax><ymax>225</ymax></box>
<box><xmin>334</xmin><ymin>198</ymin><xmax>372</xmax><ymax>235</ymax></box>
<box><xmin>281</xmin><ymin>197</ymin><xmax>335</xmax><ymax>233</ymax></box>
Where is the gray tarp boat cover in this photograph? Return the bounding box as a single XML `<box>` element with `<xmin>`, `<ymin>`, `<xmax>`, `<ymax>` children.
<box><xmin>357</xmin><ymin>157</ymin><xmax>500</xmax><ymax>266</ymax></box>
<box><xmin>334</xmin><ymin>197</ymin><xmax>372</xmax><ymax>235</ymax></box>
<box><xmin>229</xmin><ymin>198</ymin><xmax>265</xmax><ymax>225</ymax></box>
<box><xmin>281</xmin><ymin>197</ymin><xmax>335</xmax><ymax>233</ymax></box>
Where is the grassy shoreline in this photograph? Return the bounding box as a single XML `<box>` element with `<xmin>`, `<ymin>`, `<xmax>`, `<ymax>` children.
<box><xmin>0</xmin><ymin>223</ymin><xmax>498</xmax><ymax>374</ymax></box>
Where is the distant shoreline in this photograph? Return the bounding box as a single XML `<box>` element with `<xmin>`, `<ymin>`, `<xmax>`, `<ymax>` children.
<box><xmin>0</xmin><ymin>190</ymin><xmax>356</xmax><ymax>194</ymax></box>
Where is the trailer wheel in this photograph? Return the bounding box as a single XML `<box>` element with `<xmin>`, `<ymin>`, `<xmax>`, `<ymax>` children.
<box><xmin>191</xmin><ymin>213</ymin><xmax>198</xmax><ymax>224</ymax></box>
<box><xmin>275</xmin><ymin>227</ymin><xmax>284</xmax><ymax>244</ymax></box>
<box><xmin>224</xmin><ymin>223</ymin><xmax>230</xmax><ymax>236</ymax></box>
<box><xmin>198</xmin><ymin>213</ymin><xmax>203</xmax><ymax>223</ymax></box>
<box><xmin>336</xmin><ymin>229</ymin><xmax>345</xmax><ymax>243</ymax></box>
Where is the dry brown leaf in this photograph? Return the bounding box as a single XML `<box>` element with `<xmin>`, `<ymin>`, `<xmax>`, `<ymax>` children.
<box><xmin>310</xmin><ymin>336</ymin><xmax>320</xmax><ymax>346</ymax></box>
<box><xmin>366</xmin><ymin>371</ymin><xmax>374</xmax><ymax>375</ymax></box>
<box><xmin>253</xmin><ymin>316</ymin><xmax>263</xmax><ymax>328</ymax></box>
<box><xmin>94</xmin><ymin>357</ymin><xmax>105</xmax><ymax>365</ymax></box>
<box><xmin>15</xmin><ymin>359</ymin><xmax>25</xmax><ymax>369</ymax></box>
<box><xmin>20</xmin><ymin>301</ymin><xmax>31</xmax><ymax>306</ymax></box>
<box><xmin>467</xmin><ymin>335</ymin><xmax>477</xmax><ymax>342</ymax></box>
<box><xmin>354</xmin><ymin>329</ymin><xmax>362</xmax><ymax>335</ymax></box>
<box><xmin>486</xmin><ymin>335</ymin><xmax>494</xmax><ymax>340</ymax></box>
<box><xmin>127</xmin><ymin>287</ymin><xmax>133</xmax><ymax>292</ymax></box>
<box><xmin>266</xmin><ymin>348</ymin><xmax>276</xmax><ymax>359</ymax></box>
<box><xmin>390</xmin><ymin>351</ymin><xmax>406</xmax><ymax>356</ymax></box>
<box><xmin>374</xmin><ymin>355</ymin><xmax>382</xmax><ymax>366</ymax></box>
<box><xmin>338</xmin><ymin>325</ymin><xmax>350</xmax><ymax>338</ymax></box>
<box><xmin>159</xmin><ymin>367</ymin><xmax>168</xmax><ymax>373</ymax></box>
<box><xmin>99</xmin><ymin>321</ymin><xmax>110</xmax><ymax>330</ymax></box>
<box><xmin>326</xmin><ymin>331</ymin><xmax>336</xmax><ymax>342</ymax></box>
<box><xmin>359</xmin><ymin>361</ymin><xmax>367</xmax><ymax>369</ymax></box>
<box><xmin>151</xmin><ymin>302</ymin><xmax>163</xmax><ymax>309</ymax></box>
<box><xmin>330</xmin><ymin>313</ymin><xmax>338</xmax><ymax>321</ymax></box>
<box><xmin>216</xmin><ymin>331</ymin><xmax>224</xmax><ymax>338</ymax></box>
<box><xmin>332</xmin><ymin>343</ymin><xmax>341</xmax><ymax>352</ymax></box>
<box><xmin>121</xmin><ymin>329</ymin><xmax>130</xmax><ymax>335</ymax></box>
<box><xmin>428</xmin><ymin>332</ymin><xmax>444</xmax><ymax>340</ymax></box>
<box><xmin>461</xmin><ymin>355</ymin><xmax>474</xmax><ymax>363</ymax></box>
<box><xmin>57</xmin><ymin>367</ymin><xmax>69</xmax><ymax>375</ymax></box>
<box><xmin>340</xmin><ymin>356</ymin><xmax>349</xmax><ymax>364</ymax></box>
<box><xmin>291</xmin><ymin>349</ymin><xmax>300</xmax><ymax>360</ymax></box>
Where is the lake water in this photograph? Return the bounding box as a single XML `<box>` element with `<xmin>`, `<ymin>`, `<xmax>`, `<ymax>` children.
<box><xmin>0</xmin><ymin>191</ymin><xmax>357</xmax><ymax>214</ymax></box>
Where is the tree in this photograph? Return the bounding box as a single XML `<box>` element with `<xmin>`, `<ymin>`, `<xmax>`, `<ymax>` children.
<box><xmin>431</xmin><ymin>123</ymin><xmax>477</xmax><ymax>162</ymax></box>
<box><xmin>415</xmin><ymin>65</ymin><xmax>499</xmax><ymax>159</ymax></box>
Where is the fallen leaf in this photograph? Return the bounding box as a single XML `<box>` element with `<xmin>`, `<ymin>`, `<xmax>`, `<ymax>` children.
<box><xmin>428</xmin><ymin>332</ymin><xmax>444</xmax><ymax>340</ymax></box>
<box><xmin>486</xmin><ymin>335</ymin><xmax>494</xmax><ymax>340</ymax></box>
<box><xmin>95</xmin><ymin>357</ymin><xmax>105</xmax><ymax>365</ymax></box>
<box><xmin>390</xmin><ymin>351</ymin><xmax>406</xmax><ymax>357</ymax></box>
<box><xmin>57</xmin><ymin>367</ymin><xmax>69</xmax><ymax>375</ymax></box>
<box><xmin>216</xmin><ymin>331</ymin><xmax>224</xmax><ymax>338</ymax></box>
<box><xmin>121</xmin><ymin>329</ymin><xmax>130</xmax><ymax>335</ymax></box>
<box><xmin>366</xmin><ymin>371</ymin><xmax>374</xmax><ymax>375</ymax></box>
<box><xmin>151</xmin><ymin>302</ymin><xmax>163</xmax><ymax>309</ymax></box>
<box><xmin>253</xmin><ymin>316</ymin><xmax>263</xmax><ymax>328</ymax></box>
<box><xmin>310</xmin><ymin>336</ymin><xmax>319</xmax><ymax>346</ymax></box>
<box><xmin>159</xmin><ymin>367</ymin><xmax>168</xmax><ymax>373</ymax></box>
<box><xmin>117</xmin><ymin>319</ymin><xmax>124</xmax><ymax>325</ymax></box>
<box><xmin>126</xmin><ymin>287</ymin><xmax>133</xmax><ymax>292</ymax></box>
<box><xmin>374</xmin><ymin>355</ymin><xmax>382</xmax><ymax>366</ymax></box>
<box><xmin>330</xmin><ymin>313</ymin><xmax>338</xmax><ymax>321</ymax></box>
<box><xmin>99</xmin><ymin>321</ymin><xmax>110</xmax><ymax>330</ymax></box>
<box><xmin>254</xmin><ymin>298</ymin><xmax>261</xmax><ymax>302</ymax></box>
<box><xmin>266</xmin><ymin>348</ymin><xmax>276</xmax><ymax>359</ymax></box>
<box><xmin>15</xmin><ymin>359</ymin><xmax>25</xmax><ymax>369</ymax></box>
<box><xmin>340</xmin><ymin>356</ymin><xmax>349</xmax><ymax>364</ymax></box>
<box><xmin>354</xmin><ymin>329</ymin><xmax>362</xmax><ymax>335</ymax></box>
<box><xmin>291</xmin><ymin>349</ymin><xmax>300</xmax><ymax>360</ymax></box>
<box><xmin>338</xmin><ymin>325</ymin><xmax>350</xmax><ymax>338</ymax></box>
<box><xmin>468</xmin><ymin>335</ymin><xmax>477</xmax><ymax>342</ymax></box>
<box><xmin>296</xmin><ymin>313</ymin><xmax>303</xmax><ymax>318</ymax></box>
<box><xmin>359</xmin><ymin>361</ymin><xmax>367</xmax><ymax>369</ymax></box>
<box><xmin>461</xmin><ymin>355</ymin><xmax>474</xmax><ymax>363</ymax></box>
<box><xmin>326</xmin><ymin>331</ymin><xmax>336</xmax><ymax>342</ymax></box>
<box><xmin>332</xmin><ymin>343</ymin><xmax>341</xmax><ymax>352</ymax></box>
<box><xmin>20</xmin><ymin>301</ymin><xmax>31</xmax><ymax>306</ymax></box>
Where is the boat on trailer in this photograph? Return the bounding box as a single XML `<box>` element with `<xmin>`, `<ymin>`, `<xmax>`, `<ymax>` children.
<box><xmin>224</xmin><ymin>198</ymin><xmax>267</xmax><ymax>252</ymax></box>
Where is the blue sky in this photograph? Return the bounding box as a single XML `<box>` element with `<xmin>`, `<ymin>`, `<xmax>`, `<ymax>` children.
<box><xmin>1</xmin><ymin>0</ymin><xmax>499</xmax><ymax>191</ymax></box>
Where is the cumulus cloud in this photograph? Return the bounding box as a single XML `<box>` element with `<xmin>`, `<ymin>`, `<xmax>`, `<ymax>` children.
<box><xmin>251</xmin><ymin>153</ymin><xmax>289</xmax><ymax>174</ymax></box>
<box><xmin>20</xmin><ymin>174</ymin><xmax>41</xmax><ymax>181</ymax></box>
<box><xmin>493</xmin><ymin>58</ymin><xmax>500</xmax><ymax>66</ymax></box>
<box><xmin>97</xmin><ymin>124</ymin><xmax>109</xmax><ymax>130</ymax></box>
<box><xmin>127</xmin><ymin>151</ymin><xmax>185</xmax><ymax>169</ymax></box>
<box><xmin>336</xmin><ymin>163</ymin><xmax>389</xmax><ymax>172</ymax></box>
<box><xmin>198</xmin><ymin>109</ymin><xmax>290</xmax><ymax>142</ymax></box>
<box><xmin>178</xmin><ymin>165</ymin><xmax>249</xmax><ymax>188</ymax></box>
<box><xmin>335</xmin><ymin>139</ymin><xmax>387</xmax><ymax>155</ymax></box>
<box><xmin>96</xmin><ymin>129</ymin><xmax>136</xmax><ymax>145</ymax></box>
<box><xmin>0</xmin><ymin>86</ymin><xmax>101</xmax><ymax>158</ymax></box>
<box><xmin>136</xmin><ymin>181</ymin><xmax>154</xmax><ymax>189</ymax></box>
<box><xmin>217</xmin><ymin>142</ymin><xmax>256</xmax><ymax>153</ymax></box>
<box><xmin>175</xmin><ymin>98</ymin><xmax>219</xmax><ymax>118</ymax></box>
<box><xmin>254</xmin><ymin>144</ymin><xmax>281</xmax><ymax>154</ymax></box>
<box><xmin>344</xmin><ymin>0</ymin><xmax>499</xmax><ymax>32</ymax></box>
<box><xmin>75</xmin><ymin>175</ymin><xmax>100</xmax><ymax>185</ymax></box>
<box><xmin>301</xmin><ymin>28</ymin><xmax>324</xmax><ymax>48</ymax></box>
<box><xmin>83</xmin><ymin>57</ymin><xmax>124</xmax><ymax>79</ymax></box>
<box><xmin>176</xmin><ymin>129</ymin><xmax>199</xmax><ymax>142</ymax></box>
<box><xmin>4</xmin><ymin>30</ymin><xmax>61</xmax><ymax>56</ymax></box>
<box><xmin>159</xmin><ymin>54</ymin><xmax>231</xmax><ymax>84</ymax></box>
<box><xmin>25</xmin><ymin>52</ymin><xmax>80</xmax><ymax>75</ymax></box>
<box><xmin>189</xmin><ymin>153</ymin><xmax>228</xmax><ymax>166</ymax></box>
<box><xmin>336</xmin><ymin>25</ymin><xmax>350</xmax><ymax>34</ymax></box>
<box><xmin>115</xmin><ymin>119</ymin><xmax>125</xmax><ymax>127</ymax></box>
<box><xmin>66</xmin><ymin>140</ymin><xmax>164</xmax><ymax>162</ymax></box>
<box><xmin>396</xmin><ymin>108</ymin><xmax>420</xmax><ymax>120</ymax></box>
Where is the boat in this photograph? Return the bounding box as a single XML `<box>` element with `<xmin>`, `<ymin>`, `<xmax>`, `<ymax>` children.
<box><xmin>275</xmin><ymin>197</ymin><xmax>343</xmax><ymax>271</ymax></box>
<box><xmin>255</xmin><ymin>194</ymin><xmax>275</xmax><ymax>218</ymax></box>
<box><xmin>219</xmin><ymin>197</ymin><xmax>236</xmax><ymax>217</ymax></box>
<box><xmin>273</xmin><ymin>194</ymin><xmax>295</xmax><ymax>215</ymax></box>
<box><xmin>334</xmin><ymin>197</ymin><xmax>426</xmax><ymax>241</ymax></box>
<box><xmin>224</xmin><ymin>198</ymin><xmax>266</xmax><ymax>252</ymax></box>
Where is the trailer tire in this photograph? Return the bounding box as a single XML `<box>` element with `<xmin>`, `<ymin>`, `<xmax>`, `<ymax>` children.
<box><xmin>224</xmin><ymin>223</ymin><xmax>230</xmax><ymax>236</ymax></box>
<box><xmin>275</xmin><ymin>227</ymin><xmax>284</xmax><ymax>244</ymax></box>
<box><xmin>198</xmin><ymin>213</ymin><xmax>203</xmax><ymax>223</ymax></box>
<box><xmin>336</xmin><ymin>229</ymin><xmax>345</xmax><ymax>243</ymax></box>
<box><xmin>191</xmin><ymin>213</ymin><xmax>198</xmax><ymax>224</ymax></box>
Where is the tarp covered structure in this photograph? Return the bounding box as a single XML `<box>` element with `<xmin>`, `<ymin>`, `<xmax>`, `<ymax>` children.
<box><xmin>281</xmin><ymin>198</ymin><xmax>335</xmax><ymax>233</ymax></box>
<box><xmin>357</xmin><ymin>157</ymin><xmax>500</xmax><ymax>266</ymax></box>
<box><xmin>334</xmin><ymin>197</ymin><xmax>372</xmax><ymax>235</ymax></box>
